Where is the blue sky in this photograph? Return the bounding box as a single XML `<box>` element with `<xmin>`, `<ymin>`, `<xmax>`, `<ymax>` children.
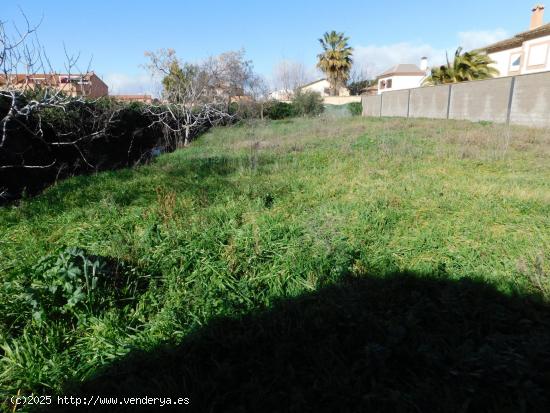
<box><xmin>4</xmin><ymin>0</ymin><xmax>540</xmax><ymax>93</ymax></box>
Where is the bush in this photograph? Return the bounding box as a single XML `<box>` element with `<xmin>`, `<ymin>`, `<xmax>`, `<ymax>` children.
<box><xmin>347</xmin><ymin>102</ymin><xmax>363</xmax><ymax>116</ymax></box>
<box><xmin>238</xmin><ymin>92</ymin><xmax>325</xmax><ymax>121</ymax></box>
<box><xmin>0</xmin><ymin>93</ymin><xmax>232</xmax><ymax>202</ymax></box>
<box><xmin>21</xmin><ymin>247</ymin><xmax>149</xmax><ymax>325</ymax></box>
<box><xmin>292</xmin><ymin>90</ymin><xmax>324</xmax><ymax>117</ymax></box>
<box><xmin>265</xmin><ymin>101</ymin><xmax>295</xmax><ymax>120</ymax></box>
<box><xmin>0</xmin><ymin>95</ymin><xmax>163</xmax><ymax>201</ymax></box>
<box><xmin>235</xmin><ymin>101</ymin><xmax>276</xmax><ymax>120</ymax></box>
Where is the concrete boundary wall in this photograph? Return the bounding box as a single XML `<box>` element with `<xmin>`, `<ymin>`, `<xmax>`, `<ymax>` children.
<box><xmin>448</xmin><ymin>77</ymin><xmax>512</xmax><ymax>123</ymax></box>
<box><xmin>361</xmin><ymin>71</ymin><xmax>550</xmax><ymax>128</ymax></box>
<box><xmin>362</xmin><ymin>95</ymin><xmax>381</xmax><ymax>117</ymax></box>
<box><xmin>381</xmin><ymin>90</ymin><xmax>410</xmax><ymax>117</ymax></box>
<box><xmin>323</xmin><ymin>96</ymin><xmax>361</xmax><ymax>105</ymax></box>
<box><xmin>509</xmin><ymin>72</ymin><xmax>550</xmax><ymax>128</ymax></box>
<box><xmin>409</xmin><ymin>85</ymin><xmax>450</xmax><ymax>119</ymax></box>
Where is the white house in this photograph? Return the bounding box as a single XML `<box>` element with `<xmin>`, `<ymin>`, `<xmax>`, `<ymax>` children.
<box><xmin>481</xmin><ymin>4</ymin><xmax>550</xmax><ymax>77</ymax></box>
<box><xmin>299</xmin><ymin>79</ymin><xmax>350</xmax><ymax>97</ymax></box>
<box><xmin>269</xmin><ymin>89</ymin><xmax>293</xmax><ymax>101</ymax></box>
<box><xmin>376</xmin><ymin>59</ymin><xmax>428</xmax><ymax>94</ymax></box>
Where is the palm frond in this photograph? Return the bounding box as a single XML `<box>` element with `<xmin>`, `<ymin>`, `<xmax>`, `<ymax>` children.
<box><xmin>316</xmin><ymin>31</ymin><xmax>354</xmax><ymax>95</ymax></box>
<box><xmin>424</xmin><ymin>47</ymin><xmax>499</xmax><ymax>86</ymax></box>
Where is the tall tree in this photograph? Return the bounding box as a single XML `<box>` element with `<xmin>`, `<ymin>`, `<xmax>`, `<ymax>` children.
<box><xmin>423</xmin><ymin>47</ymin><xmax>499</xmax><ymax>86</ymax></box>
<box><xmin>317</xmin><ymin>31</ymin><xmax>353</xmax><ymax>96</ymax></box>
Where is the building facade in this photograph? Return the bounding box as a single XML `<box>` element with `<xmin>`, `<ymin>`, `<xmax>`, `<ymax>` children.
<box><xmin>376</xmin><ymin>61</ymin><xmax>428</xmax><ymax>94</ymax></box>
<box><xmin>299</xmin><ymin>79</ymin><xmax>350</xmax><ymax>97</ymax></box>
<box><xmin>482</xmin><ymin>5</ymin><xmax>550</xmax><ymax>77</ymax></box>
<box><xmin>112</xmin><ymin>94</ymin><xmax>154</xmax><ymax>104</ymax></box>
<box><xmin>0</xmin><ymin>72</ymin><xmax>108</xmax><ymax>98</ymax></box>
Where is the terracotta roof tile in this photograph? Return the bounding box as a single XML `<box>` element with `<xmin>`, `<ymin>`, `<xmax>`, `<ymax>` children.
<box><xmin>481</xmin><ymin>23</ymin><xmax>550</xmax><ymax>53</ymax></box>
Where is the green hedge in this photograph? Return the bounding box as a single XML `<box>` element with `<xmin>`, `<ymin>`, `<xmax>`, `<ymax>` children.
<box><xmin>347</xmin><ymin>102</ymin><xmax>362</xmax><ymax>116</ymax></box>
<box><xmin>265</xmin><ymin>101</ymin><xmax>294</xmax><ymax>119</ymax></box>
<box><xmin>263</xmin><ymin>91</ymin><xmax>325</xmax><ymax>120</ymax></box>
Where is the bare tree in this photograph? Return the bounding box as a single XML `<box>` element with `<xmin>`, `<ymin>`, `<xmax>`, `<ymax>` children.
<box><xmin>143</xmin><ymin>49</ymin><xmax>239</xmax><ymax>147</ymax></box>
<box><xmin>1</xmin><ymin>13</ymin><xmax>89</xmax><ymax>161</ymax></box>
<box><xmin>202</xmin><ymin>49</ymin><xmax>255</xmax><ymax>111</ymax></box>
<box><xmin>272</xmin><ymin>60</ymin><xmax>310</xmax><ymax>99</ymax></box>
<box><xmin>347</xmin><ymin>65</ymin><xmax>373</xmax><ymax>96</ymax></box>
<box><xmin>0</xmin><ymin>12</ymin><xmax>40</xmax><ymax>84</ymax></box>
<box><xmin>348</xmin><ymin>66</ymin><xmax>370</xmax><ymax>85</ymax></box>
<box><xmin>246</xmin><ymin>73</ymin><xmax>270</xmax><ymax>119</ymax></box>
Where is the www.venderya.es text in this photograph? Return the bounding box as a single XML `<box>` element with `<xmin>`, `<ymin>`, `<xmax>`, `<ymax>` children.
<box><xmin>10</xmin><ymin>395</ymin><xmax>191</xmax><ymax>408</ymax></box>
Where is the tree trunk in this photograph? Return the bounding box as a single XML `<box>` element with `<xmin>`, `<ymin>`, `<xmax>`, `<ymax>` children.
<box><xmin>184</xmin><ymin>126</ymin><xmax>190</xmax><ymax>147</ymax></box>
<box><xmin>330</xmin><ymin>77</ymin><xmax>338</xmax><ymax>96</ymax></box>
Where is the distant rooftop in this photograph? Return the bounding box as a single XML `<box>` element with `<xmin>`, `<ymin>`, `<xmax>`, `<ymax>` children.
<box><xmin>299</xmin><ymin>78</ymin><xmax>327</xmax><ymax>88</ymax></box>
<box><xmin>377</xmin><ymin>64</ymin><xmax>425</xmax><ymax>78</ymax></box>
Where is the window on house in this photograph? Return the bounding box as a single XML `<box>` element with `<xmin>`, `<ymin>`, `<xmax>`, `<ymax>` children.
<box><xmin>510</xmin><ymin>53</ymin><xmax>521</xmax><ymax>71</ymax></box>
<box><xmin>380</xmin><ymin>80</ymin><xmax>386</xmax><ymax>89</ymax></box>
<box><xmin>386</xmin><ymin>79</ymin><xmax>393</xmax><ymax>88</ymax></box>
<box><xmin>59</xmin><ymin>75</ymin><xmax>89</xmax><ymax>85</ymax></box>
<box><xmin>527</xmin><ymin>43</ymin><xmax>548</xmax><ymax>67</ymax></box>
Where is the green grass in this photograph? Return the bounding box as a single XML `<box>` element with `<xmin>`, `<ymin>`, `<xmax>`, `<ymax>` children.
<box><xmin>1</xmin><ymin>116</ymin><xmax>549</xmax><ymax>412</ymax></box>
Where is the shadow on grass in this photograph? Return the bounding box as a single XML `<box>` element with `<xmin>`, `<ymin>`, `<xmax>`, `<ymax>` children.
<box><xmin>44</xmin><ymin>272</ymin><xmax>550</xmax><ymax>413</ymax></box>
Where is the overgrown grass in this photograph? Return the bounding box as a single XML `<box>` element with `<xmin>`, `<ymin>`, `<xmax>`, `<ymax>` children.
<box><xmin>1</xmin><ymin>116</ymin><xmax>549</xmax><ymax>412</ymax></box>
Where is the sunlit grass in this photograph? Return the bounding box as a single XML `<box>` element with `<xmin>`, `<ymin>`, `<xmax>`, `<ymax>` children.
<box><xmin>0</xmin><ymin>116</ymin><xmax>549</xmax><ymax>408</ymax></box>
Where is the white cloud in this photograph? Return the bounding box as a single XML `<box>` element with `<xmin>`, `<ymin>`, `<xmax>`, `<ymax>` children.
<box><xmin>457</xmin><ymin>29</ymin><xmax>508</xmax><ymax>51</ymax></box>
<box><xmin>353</xmin><ymin>29</ymin><xmax>509</xmax><ymax>78</ymax></box>
<box><xmin>103</xmin><ymin>73</ymin><xmax>161</xmax><ymax>96</ymax></box>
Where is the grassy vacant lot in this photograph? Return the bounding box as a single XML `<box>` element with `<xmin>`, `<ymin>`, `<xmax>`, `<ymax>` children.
<box><xmin>1</xmin><ymin>115</ymin><xmax>549</xmax><ymax>412</ymax></box>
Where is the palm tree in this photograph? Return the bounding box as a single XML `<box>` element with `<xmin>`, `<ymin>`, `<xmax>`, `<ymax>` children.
<box><xmin>423</xmin><ymin>47</ymin><xmax>499</xmax><ymax>86</ymax></box>
<box><xmin>317</xmin><ymin>31</ymin><xmax>353</xmax><ymax>96</ymax></box>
